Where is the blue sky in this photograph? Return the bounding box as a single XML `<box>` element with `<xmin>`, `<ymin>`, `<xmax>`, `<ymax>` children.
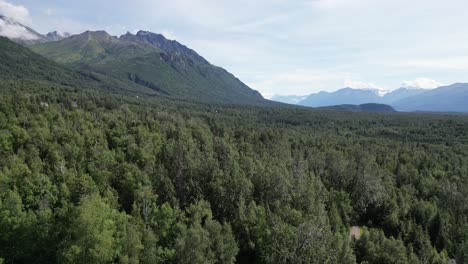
<box><xmin>2</xmin><ymin>0</ymin><xmax>468</xmax><ymax>98</ymax></box>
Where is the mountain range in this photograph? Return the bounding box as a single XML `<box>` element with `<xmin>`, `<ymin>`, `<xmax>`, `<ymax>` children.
<box><xmin>270</xmin><ymin>95</ymin><xmax>308</xmax><ymax>105</ymax></box>
<box><xmin>274</xmin><ymin>85</ymin><xmax>468</xmax><ymax>112</ymax></box>
<box><xmin>392</xmin><ymin>83</ymin><xmax>468</xmax><ymax>112</ymax></box>
<box><xmin>29</xmin><ymin>30</ymin><xmax>265</xmax><ymax>104</ymax></box>
<box><xmin>1</xmin><ymin>13</ymin><xmax>467</xmax><ymax>112</ymax></box>
<box><xmin>318</xmin><ymin>103</ymin><xmax>396</xmax><ymax>112</ymax></box>
<box><xmin>0</xmin><ymin>14</ymin><xmax>265</xmax><ymax>105</ymax></box>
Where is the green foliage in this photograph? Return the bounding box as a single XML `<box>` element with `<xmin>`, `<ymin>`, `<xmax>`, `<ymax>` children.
<box><xmin>319</xmin><ymin>103</ymin><xmax>396</xmax><ymax>112</ymax></box>
<box><xmin>1</xmin><ymin>36</ymin><xmax>468</xmax><ymax>263</ymax></box>
<box><xmin>175</xmin><ymin>201</ymin><xmax>238</xmax><ymax>264</ymax></box>
<box><xmin>59</xmin><ymin>194</ymin><xmax>122</xmax><ymax>263</ymax></box>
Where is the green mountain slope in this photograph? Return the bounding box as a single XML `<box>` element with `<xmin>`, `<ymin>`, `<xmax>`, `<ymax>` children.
<box><xmin>30</xmin><ymin>31</ymin><xmax>265</xmax><ymax>104</ymax></box>
<box><xmin>0</xmin><ymin>36</ymin><xmax>81</xmax><ymax>82</ymax></box>
<box><xmin>0</xmin><ymin>36</ymin><xmax>162</xmax><ymax>96</ymax></box>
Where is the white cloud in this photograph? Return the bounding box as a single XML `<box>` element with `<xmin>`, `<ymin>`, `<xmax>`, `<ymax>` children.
<box><xmin>344</xmin><ymin>79</ymin><xmax>386</xmax><ymax>90</ymax></box>
<box><xmin>0</xmin><ymin>0</ymin><xmax>32</xmax><ymax>25</ymax></box>
<box><xmin>0</xmin><ymin>0</ymin><xmax>39</xmax><ymax>40</ymax></box>
<box><xmin>0</xmin><ymin>17</ymin><xmax>38</xmax><ymax>40</ymax></box>
<box><xmin>401</xmin><ymin>78</ymin><xmax>443</xmax><ymax>89</ymax></box>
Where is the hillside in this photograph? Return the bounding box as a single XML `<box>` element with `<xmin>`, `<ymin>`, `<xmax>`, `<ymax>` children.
<box><xmin>0</xmin><ymin>36</ymin><xmax>164</xmax><ymax>97</ymax></box>
<box><xmin>319</xmin><ymin>103</ymin><xmax>396</xmax><ymax>112</ymax></box>
<box><xmin>30</xmin><ymin>31</ymin><xmax>265</xmax><ymax>104</ymax></box>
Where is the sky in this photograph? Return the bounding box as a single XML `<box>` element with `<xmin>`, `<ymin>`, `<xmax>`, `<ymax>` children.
<box><xmin>1</xmin><ymin>0</ymin><xmax>468</xmax><ymax>98</ymax></box>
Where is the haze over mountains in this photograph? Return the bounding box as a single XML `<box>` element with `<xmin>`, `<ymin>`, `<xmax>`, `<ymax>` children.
<box><xmin>273</xmin><ymin>85</ymin><xmax>468</xmax><ymax>112</ymax></box>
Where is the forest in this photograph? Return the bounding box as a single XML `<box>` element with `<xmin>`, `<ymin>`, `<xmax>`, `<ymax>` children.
<box><xmin>0</xmin><ymin>79</ymin><xmax>467</xmax><ymax>263</ymax></box>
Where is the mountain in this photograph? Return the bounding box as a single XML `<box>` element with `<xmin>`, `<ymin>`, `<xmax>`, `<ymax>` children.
<box><xmin>30</xmin><ymin>30</ymin><xmax>264</xmax><ymax>104</ymax></box>
<box><xmin>298</xmin><ymin>88</ymin><xmax>382</xmax><ymax>107</ymax></box>
<box><xmin>120</xmin><ymin>30</ymin><xmax>209</xmax><ymax>64</ymax></box>
<box><xmin>271</xmin><ymin>95</ymin><xmax>308</xmax><ymax>104</ymax></box>
<box><xmin>319</xmin><ymin>103</ymin><xmax>396</xmax><ymax>112</ymax></box>
<box><xmin>0</xmin><ymin>36</ymin><xmax>165</xmax><ymax>97</ymax></box>
<box><xmin>46</xmin><ymin>31</ymin><xmax>71</xmax><ymax>41</ymax></box>
<box><xmin>286</xmin><ymin>84</ymin><xmax>468</xmax><ymax>112</ymax></box>
<box><xmin>0</xmin><ymin>35</ymin><xmax>85</xmax><ymax>81</ymax></box>
<box><xmin>30</xmin><ymin>30</ymin><xmax>147</xmax><ymax>64</ymax></box>
<box><xmin>0</xmin><ymin>15</ymin><xmax>48</xmax><ymax>45</ymax></box>
<box><xmin>381</xmin><ymin>87</ymin><xmax>428</xmax><ymax>104</ymax></box>
<box><xmin>393</xmin><ymin>83</ymin><xmax>468</xmax><ymax>112</ymax></box>
<box><xmin>278</xmin><ymin>87</ymin><xmax>429</xmax><ymax>107</ymax></box>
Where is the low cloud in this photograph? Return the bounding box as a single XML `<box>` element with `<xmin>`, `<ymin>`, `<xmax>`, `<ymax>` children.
<box><xmin>401</xmin><ymin>78</ymin><xmax>442</xmax><ymax>89</ymax></box>
<box><xmin>0</xmin><ymin>0</ymin><xmax>32</xmax><ymax>25</ymax></box>
<box><xmin>0</xmin><ymin>17</ymin><xmax>38</xmax><ymax>40</ymax></box>
<box><xmin>0</xmin><ymin>0</ymin><xmax>38</xmax><ymax>40</ymax></box>
<box><xmin>344</xmin><ymin>79</ymin><xmax>386</xmax><ymax>90</ymax></box>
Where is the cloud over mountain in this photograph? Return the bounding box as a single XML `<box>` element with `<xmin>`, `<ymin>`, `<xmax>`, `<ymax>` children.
<box><xmin>0</xmin><ymin>0</ymin><xmax>39</xmax><ymax>40</ymax></box>
<box><xmin>0</xmin><ymin>0</ymin><xmax>31</xmax><ymax>25</ymax></box>
<box><xmin>401</xmin><ymin>78</ymin><xmax>443</xmax><ymax>89</ymax></box>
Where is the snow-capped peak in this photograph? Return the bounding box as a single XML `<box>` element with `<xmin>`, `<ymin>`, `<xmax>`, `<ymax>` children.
<box><xmin>401</xmin><ymin>78</ymin><xmax>442</xmax><ymax>89</ymax></box>
<box><xmin>358</xmin><ymin>87</ymin><xmax>391</xmax><ymax>97</ymax></box>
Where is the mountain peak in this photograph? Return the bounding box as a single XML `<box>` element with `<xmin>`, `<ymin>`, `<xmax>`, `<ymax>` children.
<box><xmin>46</xmin><ymin>31</ymin><xmax>71</xmax><ymax>41</ymax></box>
<box><xmin>76</xmin><ymin>30</ymin><xmax>113</xmax><ymax>41</ymax></box>
<box><xmin>397</xmin><ymin>86</ymin><xmax>428</xmax><ymax>91</ymax></box>
<box><xmin>121</xmin><ymin>30</ymin><xmax>209</xmax><ymax>64</ymax></box>
<box><xmin>30</xmin><ymin>28</ymin><xmax>264</xmax><ymax>104</ymax></box>
<box><xmin>136</xmin><ymin>30</ymin><xmax>159</xmax><ymax>36</ymax></box>
<box><xmin>88</xmin><ymin>30</ymin><xmax>111</xmax><ymax>36</ymax></box>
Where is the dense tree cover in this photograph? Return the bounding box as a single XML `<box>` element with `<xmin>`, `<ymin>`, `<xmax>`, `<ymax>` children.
<box><xmin>0</xmin><ymin>80</ymin><xmax>467</xmax><ymax>263</ymax></box>
<box><xmin>318</xmin><ymin>103</ymin><xmax>396</xmax><ymax>113</ymax></box>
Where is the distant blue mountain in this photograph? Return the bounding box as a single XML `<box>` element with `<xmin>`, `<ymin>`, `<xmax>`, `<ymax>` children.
<box><xmin>381</xmin><ymin>87</ymin><xmax>428</xmax><ymax>104</ymax></box>
<box><xmin>392</xmin><ymin>83</ymin><xmax>468</xmax><ymax>112</ymax></box>
<box><xmin>270</xmin><ymin>95</ymin><xmax>308</xmax><ymax>104</ymax></box>
<box><xmin>298</xmin><ymin>87</ymin><xmax>382</xmax><ymax>107</ymax></box>
<box><xmin>272</xmin><ymin>84</ymin><xmax>468</xmax><ymax>112</ymax></box>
